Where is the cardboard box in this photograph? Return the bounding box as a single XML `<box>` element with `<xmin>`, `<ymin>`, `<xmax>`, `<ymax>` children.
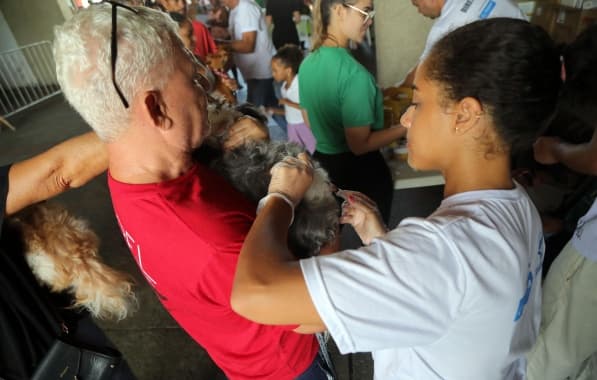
<box><xmin>559</xmin><ymin>0</ymin><xmax>583</xmax><ymax>8</ymax></box>
<box><xmin>552</xmin><ymin>6</ymin><xmax>582</xmax><ymax>42</ymax></box>
<box><xmin>578</xmin><ymin>8</ymin><xmax>597</xmax><ymax>31</ymax></box>
<box><xmin>551</xmin><ymin>6</ymin><xmax>597</xmax><ymax>42</ymax></box>
<box><xmin>557</xmin><ymin>0</ymin><xmax>597</xmax><ymax>8</ymax></box>
<box><xmin>531</xmin><ymin>3</ymin><xmax>558</xmax><ymax>33</ymax></box>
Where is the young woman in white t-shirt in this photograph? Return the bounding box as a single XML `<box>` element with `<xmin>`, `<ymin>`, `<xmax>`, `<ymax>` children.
<box><xmin>228</xmin><ymin>18</ymin><xmax>583</xmax><ymax>379</ymax></box>
<box><xmin>269</xmin><ymin>44</ymin><xmax>316</xmax><ymax>153</ymax></box>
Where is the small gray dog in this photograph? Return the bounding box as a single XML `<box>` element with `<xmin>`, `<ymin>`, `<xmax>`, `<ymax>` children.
<box><xmin>212</xmin><ymin>140</ymin><xmax>340</xmax><ymax>258</ymax></box>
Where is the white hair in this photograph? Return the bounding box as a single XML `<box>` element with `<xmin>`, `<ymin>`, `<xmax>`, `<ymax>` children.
<box><xmin>54</xmin><ymin>4</ymin><xmax>181</xmax><ymax>142</ymax></box>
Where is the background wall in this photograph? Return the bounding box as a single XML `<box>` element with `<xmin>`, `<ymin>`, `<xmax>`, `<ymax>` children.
<box><xmin>0</xmin><ymin>0</ymin><xmax>67</xmax><ymax>46</ymax></box>
<box><xmin>374</xmin><ymin>0</ymin><xmax>433</xmax><ymax>87</ymax></box>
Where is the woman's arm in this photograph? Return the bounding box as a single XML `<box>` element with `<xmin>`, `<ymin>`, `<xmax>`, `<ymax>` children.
<box><xmin>345</xmin><ymin>124</ymin><xmax>406</xmax><ymax>156</ymax></box>
<box><xmin>231</xmin><ymin>154</ymin><xmax>325</xmax><ymax>331</ymax></box>
<box><xmin>6</xmin><ymin>132</ymin><xmax>107</xmax><ymax>216</ymax></box>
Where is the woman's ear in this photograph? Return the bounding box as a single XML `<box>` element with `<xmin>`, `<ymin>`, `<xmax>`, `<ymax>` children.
<box><xmin>331</xmin><ymin>2</ymin><xmax>345</xmax><ymax>20</ymax></box>
<box><xmin>453</xmin><ymin>96</ymin><xmax>483</xmax><ymax>134</ymax></box>
<box><xmin>143</xmin><ymin>90</ymin><xmax>170</xmax><ymax>130</ymax></box>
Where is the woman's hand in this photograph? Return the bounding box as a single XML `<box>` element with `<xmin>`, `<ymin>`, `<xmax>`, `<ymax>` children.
<box><xmin>268</xmin><ymin>153</ymin><xmax>313</xmax><ymax>206</ymax></box>
<box><xmin>338</xmin><ymin>190</ymin><xmax>387</xmax><ymax>245</ymax></box>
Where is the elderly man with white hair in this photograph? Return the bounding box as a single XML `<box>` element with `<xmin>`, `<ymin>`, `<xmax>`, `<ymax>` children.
<box><xmin>53</xmin><ymin>3</ymin><xmax>333</xmax><ymax>380</ymax></box>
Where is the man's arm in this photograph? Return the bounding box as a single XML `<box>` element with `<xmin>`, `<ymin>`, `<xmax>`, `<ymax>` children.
<box><xmin>228</xmin><ymin>31</ymin><xmax>257</xmax><ymax>54</ymax></box>
<box><xmin>6</xmin><ymin>132</ymin><xmax>107</xmax><ymax>216</ymax></box>
<box><xmin>533</xmin><ymin>129</ymin><xmax>597</xmax><ymax>175</ymax></box>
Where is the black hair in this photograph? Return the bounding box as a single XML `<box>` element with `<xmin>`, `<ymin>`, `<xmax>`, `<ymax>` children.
<box><xmin>425</xmin><ymin>18</ymin><xmax>562</xmax><ymax>154</ymax></box>
<box><xmin>559</xmin><ymin>23</ymin><xmax>597</xmax><ymax>127</ymax></box>
<box><xmin>168</xmin><ymin>11</ymin><xmax>188</xmax><ymax>26</ymax></box>
<box><xmin>235</xmin><ymin>103</ymin><xmax>268</xmax><ymax>126</ymax></box>
<box><xmin>272</xmin><ymin>44</ymin><xmax>304</xmax><ymax>75</ymax></box>
<box><xmin>144</xmin><ymin>0</ymin><xmax>166</xmax><ymax>11</ymax></box>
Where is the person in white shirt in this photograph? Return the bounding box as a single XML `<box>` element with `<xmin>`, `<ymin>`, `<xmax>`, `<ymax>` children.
<box><xmin>219</xmin><ymin>0</ymin><xmax>277</xmax><ymax>108</ymax></box>
<box><xmin>230</xmin><ymin>18</ymin><xmax>571</xmax><ymax>379</ymax></box>
<box><xmin>527</xmin><ymin>24</ymin><xmax>597</xmax><ymax>380</ymax></box>
<box><xmin>269</xmin><ymin>44</ymin><xmax>316</xmax><ymax>153</ymax></box>
<box><xmin>399</xmin><ymin>0</ymin><xmax>525</xmax><ymax>87</ymax></box>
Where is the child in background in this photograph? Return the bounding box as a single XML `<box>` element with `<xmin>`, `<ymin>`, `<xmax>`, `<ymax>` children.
<box><xmin>269</xmin><ymin>44</ymin><xmax>316</xmax><ymax>153</ymax></box>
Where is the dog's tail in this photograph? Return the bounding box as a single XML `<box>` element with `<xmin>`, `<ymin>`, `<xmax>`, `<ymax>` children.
<box><xmin>17</xmin><ymin>203</ymin><xmax>137</xmax><ymax>321</ymax></box>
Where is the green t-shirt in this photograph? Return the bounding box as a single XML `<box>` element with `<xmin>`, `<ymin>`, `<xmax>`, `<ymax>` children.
<box><xmin>299</xmin><ymin>46</ymin><xmax>384</xmax><ymax>154</ymax></box>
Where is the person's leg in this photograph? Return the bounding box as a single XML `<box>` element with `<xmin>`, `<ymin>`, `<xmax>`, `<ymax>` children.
<box><xmin>246</xmin><ymin>78</ymin><xmax>287</xmax><ymax>139</ymax></box>
<box><xmin>527</xmin><ymin>242</ymin><xmax>597</xmax><ymax>380</ymax></box>
<box><xmin>287</xmin><ymin>123</ymin><xmax>300</xmax><ymax>145</ymax></box>
<box><xmin>295</xmin><ymin>123</ymin><xmax>316</xmax><ymax>154</ymax></box>
<box><xmin>295</xmin><ymin>334</ymin><xmax>336</xmax><ymax>380</ymax></box>
<box><xmin>246</xmin><ymin>78</ymin><xmax>276</xmax><ymax>107</ymax></box>
<box><xmin>245</xmin><ymin>79</ymin><xmax>261</xmax><ymax>106</ymax></box>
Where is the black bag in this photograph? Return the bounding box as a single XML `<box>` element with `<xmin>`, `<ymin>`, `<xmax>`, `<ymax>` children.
<box><xmin>32</xmin><ymin>338</ymin><xmax>122</xmax><ymax>380</ymax></box>
<box><xmin>1</xmin><ymin>220</ymin><xmax>131</xmax><ymax>380</ymax></box>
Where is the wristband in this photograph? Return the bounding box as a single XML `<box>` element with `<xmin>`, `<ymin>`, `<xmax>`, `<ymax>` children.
<box><xmin>256</xmin><ymin>192</ymin><xmax>295</xmax><ymax>226</ymax></box>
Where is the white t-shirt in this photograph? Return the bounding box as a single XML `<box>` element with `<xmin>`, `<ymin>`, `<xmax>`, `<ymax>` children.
<box><xmin>572</xmin><ymin>199</ymin><xmax>597</xmax><ymax>261</ymax></box>
<box><xmin>281</xmin><ymin>75</ymin><xmax>304</xmax><ymax>124</ymax></box>
<box><xmin>301</xmin><ymin>183</ymin><xmax>544</xmax><ymax>380</ymax></box>
<box><xmin>228</xmin><ymin>0</ymin><xmax>275</xmax><ymax>80</ymax></box>
<box><xmin>420</xmin><ymin>0</ymin><xmax>526</xmax><ymax>60</ymax></box>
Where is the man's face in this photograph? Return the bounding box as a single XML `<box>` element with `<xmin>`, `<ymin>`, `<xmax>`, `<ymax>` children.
<box><xmin>159</xmin><ymin>47</ymin><xmax>210</xmax><ymax>151</ymax></box>
<box><xmin>411</xmin><ymin>0</ymin><xmax>443</xmax><ymax>19</ymax></box>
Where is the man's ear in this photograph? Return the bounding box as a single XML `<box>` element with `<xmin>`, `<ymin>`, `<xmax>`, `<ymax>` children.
<box><xmin>143</xmin><ymin>90</ymin><xmax>170</xmax><ymax>129</ymax></box>
<box><xmin>453</xmin><ymin>96</ymin><xmax>483</xmax><ymax>134</ymax></box>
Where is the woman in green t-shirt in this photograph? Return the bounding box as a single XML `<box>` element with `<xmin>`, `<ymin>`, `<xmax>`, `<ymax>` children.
<box><xmin>299</xmin><ymin>0</ymin><xmax>406</xmax><ymax>223</ymax></box>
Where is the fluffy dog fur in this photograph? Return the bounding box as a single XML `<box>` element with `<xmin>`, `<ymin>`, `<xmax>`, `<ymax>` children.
<box><xmin>9</xmin><ymin>203</ymin><xmax>136</xmax><ymax>320</ymax></box>
<box><xmin>204</xmin><ymin>104</ymin><xmax>339</xmax><ymax>257</ymax></box>
<box><xmin>213</xmin><ymin>140</ymin><xmax>340</xmax><ymax>258</ymax></box>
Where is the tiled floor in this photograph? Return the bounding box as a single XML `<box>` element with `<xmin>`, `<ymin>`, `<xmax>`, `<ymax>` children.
<box><xmin>0</xmin><ymin>96</ymin><xmax>444</xmax><ymax>379</ymax></box>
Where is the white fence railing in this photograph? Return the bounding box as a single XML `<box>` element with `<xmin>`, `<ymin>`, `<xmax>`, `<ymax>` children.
<box><xmin>0</xmin><ymin>41</ymin><xmax>61</xmax><ymax>122</ymax></box>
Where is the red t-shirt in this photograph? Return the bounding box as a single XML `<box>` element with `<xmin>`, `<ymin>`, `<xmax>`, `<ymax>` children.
<box><xmin>192</xmin><ymin>20</ymin><xmax>217</xmax><ymax>60</ymax></box>
<box><xmin>108</xmin><ymin>163</ymin><xmax>317</xmax><ymax>379</ymax></box>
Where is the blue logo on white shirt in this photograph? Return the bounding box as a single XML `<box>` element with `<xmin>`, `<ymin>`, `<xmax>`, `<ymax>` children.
<box><xmin>480</xmin><ymin>0</ymin><xmax>496</xmax><ymax>19</ymax></box>
<box><xmin>514</xmin><ymin>271</ymin><xmax>532</xmax><ymax>321</ymax></box>
<box><xmin>514</xmin><ymin>236</ymin><xmax>544</xmax><ymax>322</ymax></box>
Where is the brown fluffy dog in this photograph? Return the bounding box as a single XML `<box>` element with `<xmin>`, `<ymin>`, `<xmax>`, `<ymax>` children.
<box><xmin>9</xmin><ymin>203</ymin><xmax>136</xmax><ymax>320</ymax></box>
<box><xmin>205</xmin><ymin>49</ymin><xmax>237</xmax><ymax>105</ymax></box>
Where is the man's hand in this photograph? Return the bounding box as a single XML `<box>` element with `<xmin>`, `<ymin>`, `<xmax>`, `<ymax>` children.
<box><xmin>268</xmin><ymin>153</ymin><xmax>313</xmax><ymax>206</ymax></box>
